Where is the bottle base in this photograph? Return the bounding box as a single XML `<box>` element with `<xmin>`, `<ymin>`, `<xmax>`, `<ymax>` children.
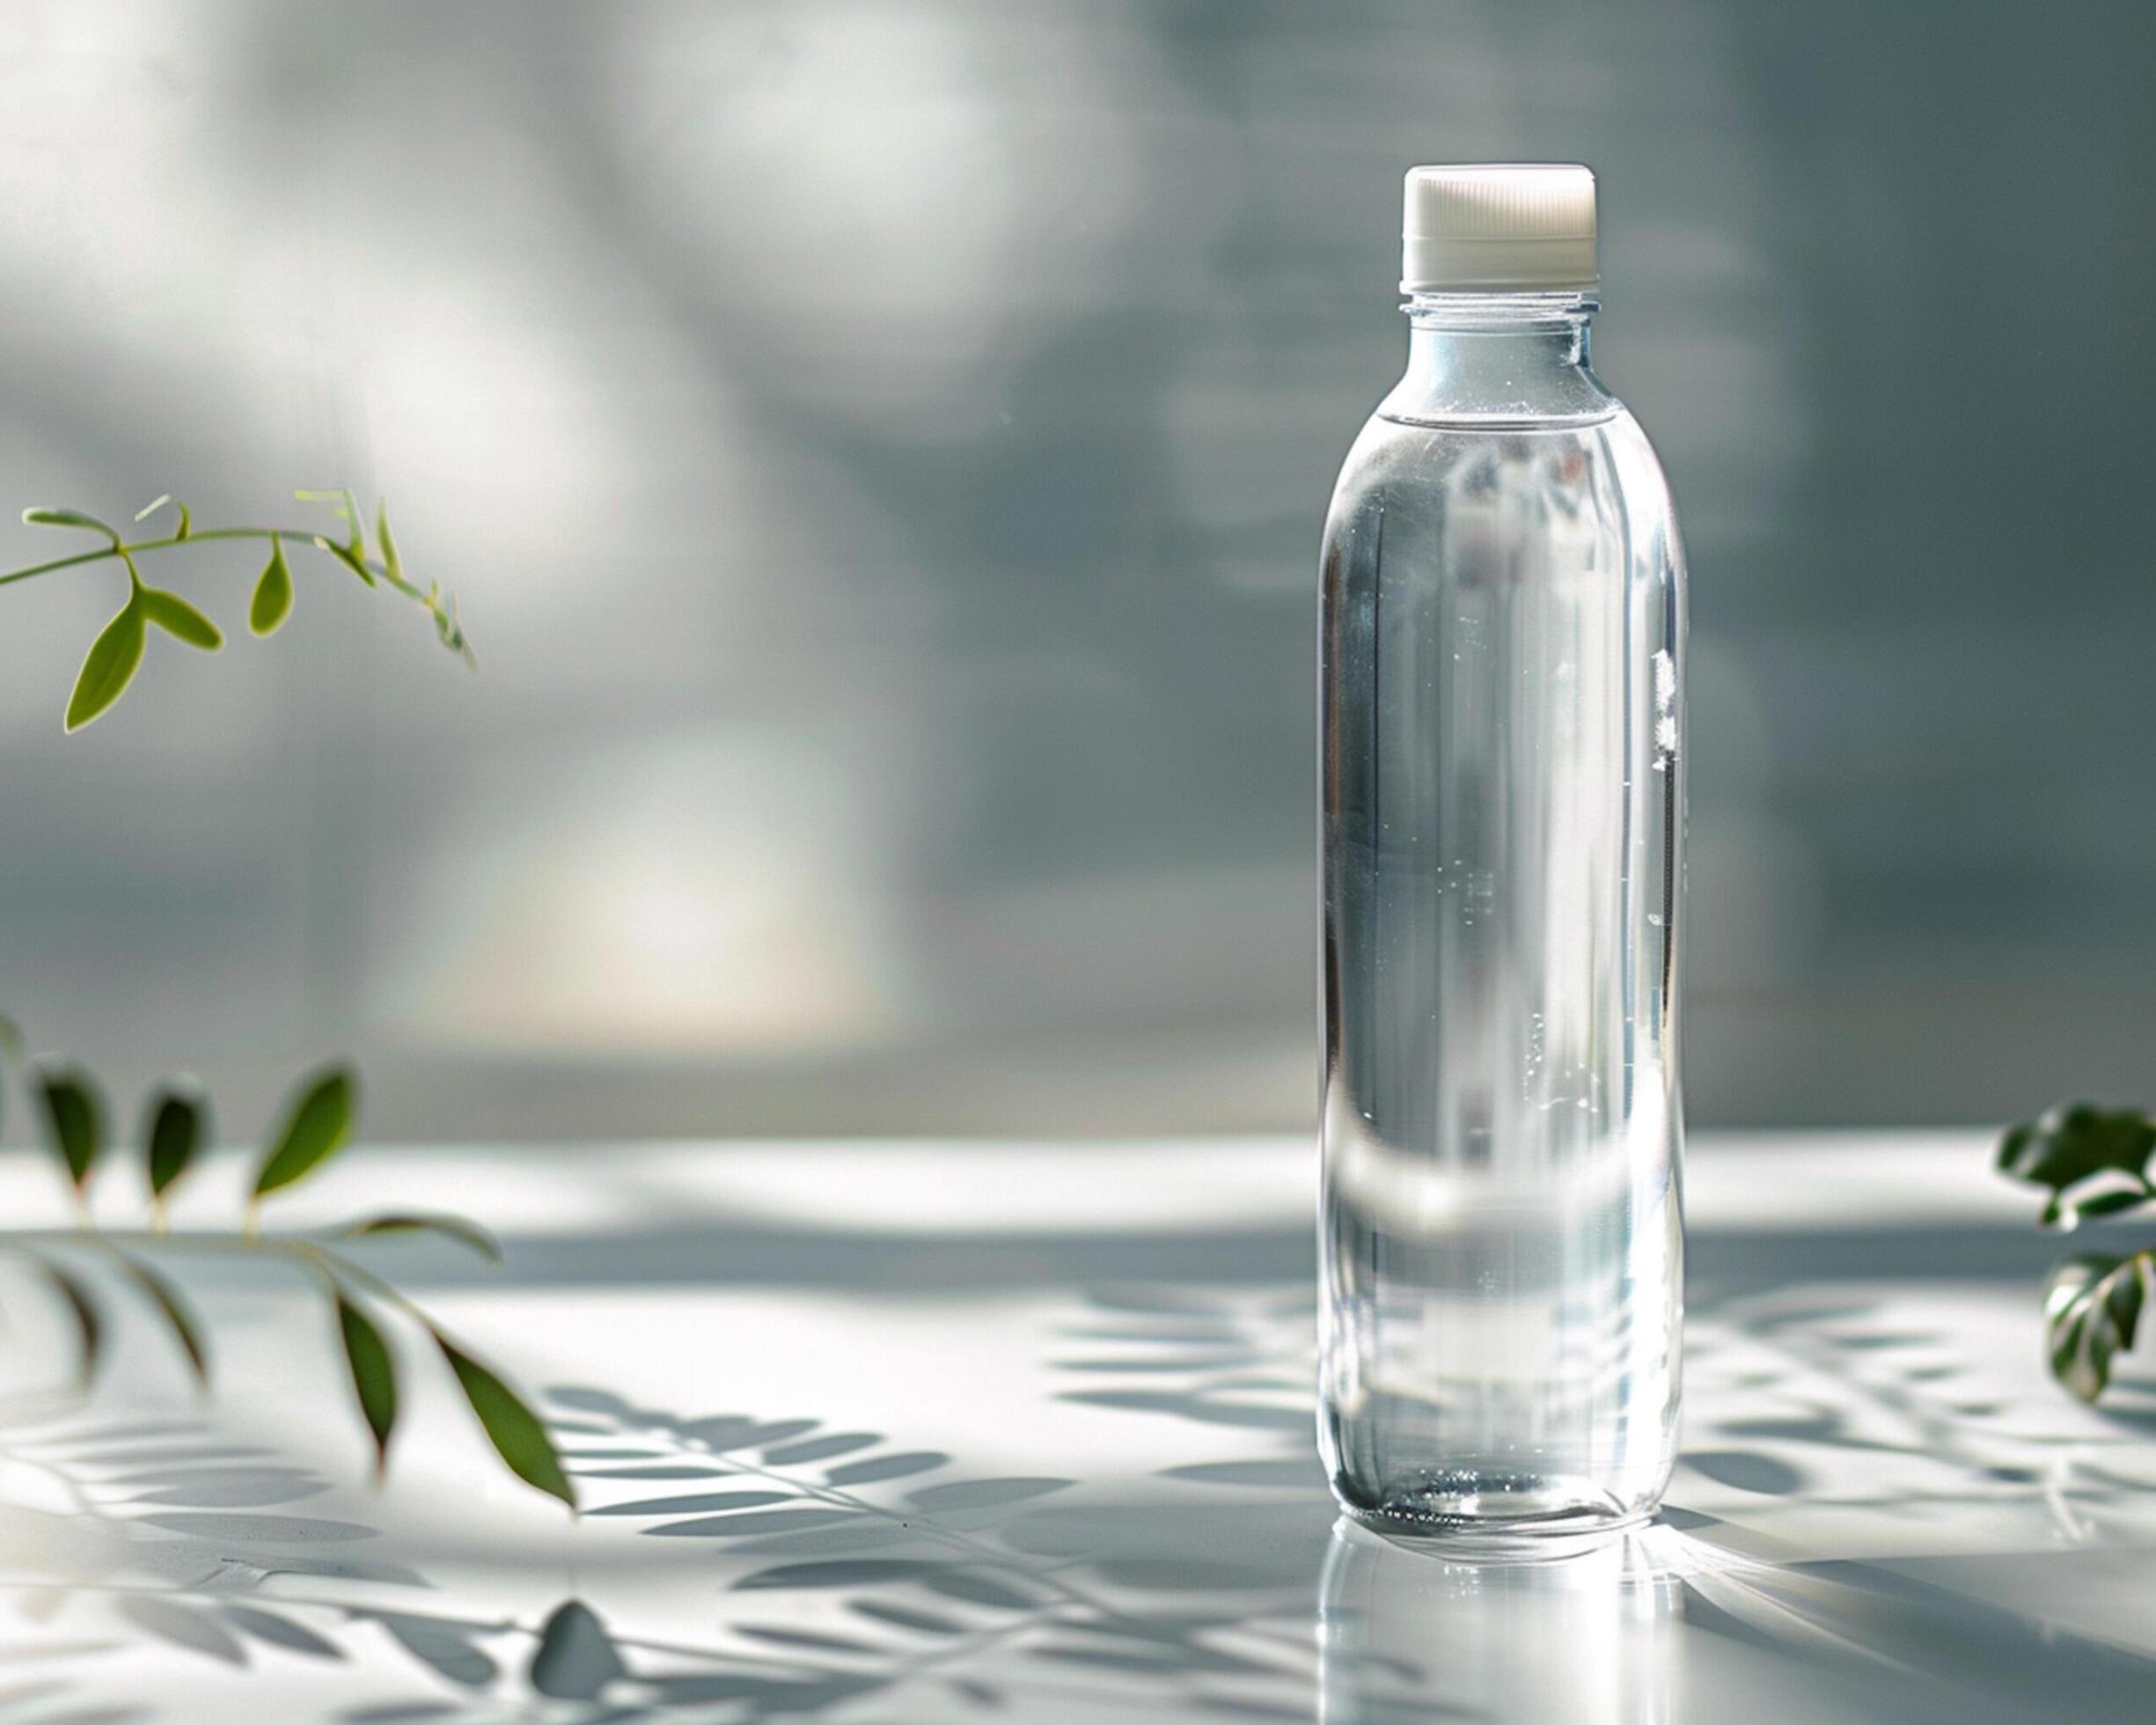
<box><xmin>1333</xmin><ymin>1468</ymin><xmax>1654</xmax><ymax>1561</ymax></box>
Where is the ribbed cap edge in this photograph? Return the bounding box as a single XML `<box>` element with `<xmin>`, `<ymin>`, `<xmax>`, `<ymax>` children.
<box><xmin>1402</xmin><ymin>164</ymin><xmax>1598</xmax><ymax>292</ymax></box>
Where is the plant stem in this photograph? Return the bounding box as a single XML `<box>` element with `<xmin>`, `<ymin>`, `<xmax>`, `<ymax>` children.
<box><xmin>0</xmin><ymin>528</ymin><xmax>283</xmax><ymax>587</ymax></box>
<box><xmin>3</xmin><ymin>1229</ymin><xmax>410</xmax><ymax>1291</ymax></box>
<box><xmin>1</xmin><ymin>526</ymin><xmax>430</xmax><ymax>605</ymax></box>
<box><xmin>290</xmin><ymin>1237</ymin><xmax>429</xmax><ymax>1325</ymax></box>
<box><xmin>1</xmin><ymin>1226</ymin><xmax>476</xmax><ymax>1360</ymax></box>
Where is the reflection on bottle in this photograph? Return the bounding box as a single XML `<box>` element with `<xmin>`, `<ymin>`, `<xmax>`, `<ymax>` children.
<box><xmin>1318</xmin><ymin>1517</ymin><xmax>1676</xmax><ymax>1724</ymax></box>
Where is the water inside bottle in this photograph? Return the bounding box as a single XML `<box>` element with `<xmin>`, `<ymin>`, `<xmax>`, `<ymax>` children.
<box><xmin>1319</xmin><ymin>409</ymin><xmax>1683</xmax><ymax>1545</ymax></box>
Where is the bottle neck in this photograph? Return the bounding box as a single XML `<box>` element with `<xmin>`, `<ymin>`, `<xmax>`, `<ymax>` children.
<box><xmin>1384</xmin><ymin>290</ymin><xmax>1613</xmax><ymax>426</ymax></box>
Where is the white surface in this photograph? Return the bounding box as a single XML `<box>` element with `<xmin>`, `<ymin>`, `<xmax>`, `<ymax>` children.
<box><xmin>0</xmin><ymin>1129</ymin><xmax>2021</xmax><ymax>1238</ymax></box>
<box><xmin>0</xmin><ymin>1131</ymin><xmax>2146</xmax><ymax>1722</ymax></box>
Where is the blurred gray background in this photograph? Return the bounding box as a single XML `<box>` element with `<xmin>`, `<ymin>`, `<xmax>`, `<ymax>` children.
<box><xmin>0</xmin><ymin>0</ymin><xmax>2150</xmax><ymax>1141</ymax></box>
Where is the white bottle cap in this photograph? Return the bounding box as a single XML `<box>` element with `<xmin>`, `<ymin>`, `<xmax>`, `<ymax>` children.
<box><xmin>1401</xmin><ymin>164</ymin><xmax>1598</xmax><ymax>293</ymax></box>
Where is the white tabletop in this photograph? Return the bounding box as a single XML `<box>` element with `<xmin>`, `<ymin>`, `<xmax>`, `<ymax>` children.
<box><xmin>0</xmin><ymin>1131</ymin><xmax>2148</xmax><ymax>1722</ymax></box>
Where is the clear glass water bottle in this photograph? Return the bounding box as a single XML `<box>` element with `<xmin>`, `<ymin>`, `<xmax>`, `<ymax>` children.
<box><xmin>1318</xmin><ymin>164</ymin><xmax>1685</xmax><ymax>1550</ymax></box>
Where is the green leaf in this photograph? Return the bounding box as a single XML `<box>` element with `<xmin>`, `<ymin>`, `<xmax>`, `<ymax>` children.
<box><xmin>114</xmin><ymin>1252</ymin><xmax>209</xmax><ymax>1388</ymax></box>
<box><xmin>64</xmin><ymin>594</ymin><xmax>146</xmax><ymax>732</ymax></box>
<box><xmin>140</xmin><ymin>587</ymin><xmax>223</xmax><ymax>652</ymax></box>
<box><xmin>435</xmin><ymin>1334</ymin><xmax>575</xmax><ymax>1508</ymax></box>
<box><xmin>294</xmin><ymin>487</ymin><xmax>363</xmax><ymax>552</ymax></box>
<box><xmin>297</xmin><ymin>488</ymin><xmax>371</xmax><ymax>579</ymax></box>
<box><xmin>132</xmin><ymin>495</ymin><xmax>191</xmax><ymax>539</ymax></box>
<box><xmin>1998</xmin><ymin>1104</ymin><xmax>2156</xmax><ymax>1232</ymax></box>
<box><xmin>336</xmin><ymin>1295</ymin><xmax>398</xmax><ymax>1474</ymax></box>
<box><xmin>2047</xmin><ymin>1185</ymin><xmax>2156</xmax><ymax>1231</ymax></box>
<box><xmin>2000</xmin><ymin>1104</ymin><xmax>2156</xmax><ymax>1193</ymax></box>
<box><xmin>428</xmin><ymin>591</ymin><xmax>475</xmax><ymax>670</ymax></box>
<box><xmin>250</xmin><ymin>539</ymin><xmax>293</xmax><ymax>636</ymax></box>
<box><xmin>333</xmin><ymin>1213</ymin><xmax>502</xmax><ymax>1265</ymax></box>
<box><xmin>144</xmin><ymin>1082</ymin><xmax>208</xmax><ymax>1200</ymax></box>
<box><xmin>2043</xmin><ymin>1251</ymin><xmax>2152</xmax><ymax>1402</ymax></box>
<box><xmin>29</xmin><ymin>1258</ymin><xmax>102</xmax><ymax>1387</ymax></box>
<box><xmin>33</xmin><ymin>1062</ymin><xmax>104</xmax><ymax>1192</ymax></box>
<box><xmin>376</xmin><ymin>500</ymin><xmax>406</xmax><ymax>590</ymax></box>
<box><xmin>23</xmin><ymin>506</ymin><xmax>120</xmax><ymax>542</ymax></box>
<box><xmin>313</xmin><ymin>535</ymin><xmax>376</xmax><ymax>588</ymax></box>
<box><xmin>252</xmin><ymin>1066</ymin><xmax>356</xmax><ymax>1199</ymax></box>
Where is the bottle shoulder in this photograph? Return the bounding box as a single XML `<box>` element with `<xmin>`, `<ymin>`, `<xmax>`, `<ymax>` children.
<box><xmin>1320</xmin><ymin>400</ymin><xmax>1684</xmax><ymax>582</ymax></box>
<box><xmin>1372</xmin><ymin>356</ymin><xmax>1623</xmax><ymax>432</ymax></box>
<box><xmin>1370</xmin><ymin>400</ymin><xmax>1624</xmax><ymax>434</ymax></box>
<box><xmin>1330</xmin><ymin>400</ymin><xmax>1665</xmax><ymax>501</ymax></box>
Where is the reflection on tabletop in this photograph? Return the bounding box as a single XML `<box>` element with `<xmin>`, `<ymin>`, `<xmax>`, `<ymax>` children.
<box><xmin>2</xmin><ymin>1135</ymin><xmax>2156</xmax><ymax>1721</ymax></box>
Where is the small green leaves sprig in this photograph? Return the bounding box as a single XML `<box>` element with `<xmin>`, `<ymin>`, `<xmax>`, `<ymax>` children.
<box><xmin>0</xmin><ymin>1016</ymin><xmax>572</xmax><ymax>1508</ymax></box>
<box><xmin>4</xmin><ymin>490</ymin><xmax>473</xmax><ymax>732</ymax></box>
<box><xmin>1998</xmin><ymin>1102</ymin><xmax>2156</xmax><ymax>1401</ymax></box>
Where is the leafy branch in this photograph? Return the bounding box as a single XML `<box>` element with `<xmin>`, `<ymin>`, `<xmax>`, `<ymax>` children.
<box><xmin>0</xmin><ymin>483</ymin><xmax>563</xmax><ymax>1508</ymax></box>
<box><xmin>1998</xmin><ymin>1102</ymin><xmax>2156</xmax><ymax>1401</ymax></box>
<box><xmin>0</xmin><ymin>1017</ymin><xmax>571</xmax><ymax>1508</ymax></box>
<box><xmin>4</xmin><ymin>489</ymin><xmax>473</xmax><ymax>731</ymax></box>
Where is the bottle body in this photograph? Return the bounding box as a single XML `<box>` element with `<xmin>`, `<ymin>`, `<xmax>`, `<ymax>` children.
<box><xmin>1318</xmin><ymin>295</ymin><xmax>1685</xmax><ymax>1548</ymax></box>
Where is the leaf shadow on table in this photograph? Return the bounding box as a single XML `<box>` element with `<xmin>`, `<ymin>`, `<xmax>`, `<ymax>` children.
<box><xmin>415</xmin><ymin>1380</ymin><xmax>1340</xmax><ymax>1723</ymax></box>
<box><xmin>1672</xmin><ymin>1284</ymin><xmax>2156</xmax><ymax>1516</ymax></box>
<box><xmin>39</xmin><ymin>1261</ymin><xmax>2156</xmax><ymax>1722</ymax></box>
<box><xmin>0</xmin><ymin>1272</ymin><xmax>1343</xmax><ymax>1724</ymax></box>
<box><xmin>1051</xmin><ymin>1282</ymin><xmax>1318</xmax><ymax>1442</ymax></box>
<box><xmin>0</xmin><ymin>1393</ymin><xmax>477</xmax><ymax>1722</ymax></box>
<box><xmin>510</xmin><ymin>1280</ymin><xmax>2156</xmax><ymax>1721</ymax></box>
<box><xmin>1034</xmin><ymin>1281</ymin><xmax>2156</xmax><ymax>1720</ymax></box>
